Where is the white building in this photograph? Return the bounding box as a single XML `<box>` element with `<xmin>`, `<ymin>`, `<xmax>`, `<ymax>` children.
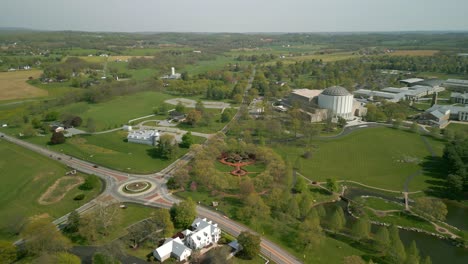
<box><xmin>445</xmin><ymin>79</ymin><xmax>468</xmax><ymax>92</ymax></box>
<box><xmin>451</xmin><ymin>92</ymin><xmax>468</xmax><ymax>104</ymax></box>
<box><xmin>185</xmin><ymin>218</ymin><xmax>221</xmax><ymax>250</ymax></box>
<box><xmin>162</xmin><ymin>67</ymin><xmax>182</xmax><ymax>80</ymax></box>
<box><xmin>153</xmin><ymin>218</ymin><xmax>221</xmax><ymax>262</ymax></box>
<box><xmin>127</xmin><ymin>130</ymin><xmax>160</xmax><ymax>146</ymax></box>
<box><xmin>153</xmin><ymin>237</ymin><xmax>192</xmax><ymax>262</ymax></box>
<box><xmin>354</xmin><ymin>85</ymin><xmax>445</xmax><ymax>103</ymax></box>
<box><xmin>318</xmin><ymin>86</ymin><xmax>354</xmax><ymax>120</ymax></box>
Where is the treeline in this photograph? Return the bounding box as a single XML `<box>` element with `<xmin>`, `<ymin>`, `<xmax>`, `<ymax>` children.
<box><xmin>370</xmin><ymin>54</ymin><xmax>468</xmax><ymax>75</ymax></box>
<box><xmin>443</xmin><ymin>137</ymin><xmax>468</xmax><ymax>199</ymax></box>
<box><xmin>127</xmin><ymin>50</ymin><xmax>215</xmax><ymax>71</ymax></box>
<box><xmin>42</xmin><ymin>56</ymin><xmax>102</xmax><ymax>81</ymax></box>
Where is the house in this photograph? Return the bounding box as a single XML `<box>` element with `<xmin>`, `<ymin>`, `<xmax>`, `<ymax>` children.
<box><xmin>169</xmin><ymin>110</ymin><xmax>186</xmax><ymax>122</ymax></box>
<box><xmin>153</xmin><ymin>218</ymin><xmax>221</xmax><ymax>262</ymax></box>
<box><xmin>153</xmin><ymin>237</ymin><xmax>192</xmax><ymax>262</ymax></box>
<box><xmin>419</xmin><ymin>104</ymin><xmax>468</xmax><ymax>128</ymax></box>
<box><xmin>185</xmin><ymin>218</ymin><xmax>221</xmax><ymax>250</ymax></box>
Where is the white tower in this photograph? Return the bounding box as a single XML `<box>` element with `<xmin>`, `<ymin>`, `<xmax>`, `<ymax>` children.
<box><xmin>171</xmin><ymin>67</ymin><xmax>175</xmax><ymax>76</ymax></box>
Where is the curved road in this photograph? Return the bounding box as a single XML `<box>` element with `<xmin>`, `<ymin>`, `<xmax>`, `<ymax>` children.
<box><xmin>0</xmin><ymin>66</ymin><xmax>301</xmax><ymax>264</ymax></box>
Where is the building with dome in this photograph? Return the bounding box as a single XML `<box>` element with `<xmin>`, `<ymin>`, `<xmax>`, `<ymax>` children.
<box><xmin>318</xmin><ymin>86</ymin><xmax>354</xmax><ymax>120</ymax></box>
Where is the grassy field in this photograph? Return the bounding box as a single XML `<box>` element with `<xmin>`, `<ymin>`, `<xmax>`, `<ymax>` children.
<box><xmin>362</xmin><ymin>197</ymin><xmax>404</xmax><ymax>211</ymax></box>
<box><xmin>273</xmin><ymin>127</ymin><xmax>446</xmax><ymax>192</ymax></box>
<box><xmin>55</xmin><ymin>91</ymin><xmax>177</xmax><ymax>131</ymax></box>
<box><xmin>25</xmin><ymin>131</ymin><xmax>205</xmax><ymax>174</ymax></box>
<box><xmin>0</xmin><ymin>139</ymin><xmax>102</xmax><ymax>240</ymax></box>
<box><xmin>445</xmin><ymin>123</ymin><xmax>468</xmax><ymax>137</ymax></box>
<box><xmin>183</xmin><ymin>55</ymin><xmax>239</xmax><ymax>75</ymax></box>
<box><xmin>263</xmin><ymin>52</ymin><xmax>360</xmax><ymax>66</ymax></box>
<box><xmin>0</xmin><ymin>70</ymin><xmax>46</xmax><ymax>101</ymax></box>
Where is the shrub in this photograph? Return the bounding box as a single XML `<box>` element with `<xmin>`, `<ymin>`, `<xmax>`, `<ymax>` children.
<box><xmin>73</xmin><ymin>194</ymin><xmax>85</xmax><ymax>200</ymax></box>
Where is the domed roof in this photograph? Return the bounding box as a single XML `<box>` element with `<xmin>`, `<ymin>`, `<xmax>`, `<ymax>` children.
<box><xmin>321</xmin><ymin>86</ymin><xmax>350</xmax><ymax>96</ymax></box>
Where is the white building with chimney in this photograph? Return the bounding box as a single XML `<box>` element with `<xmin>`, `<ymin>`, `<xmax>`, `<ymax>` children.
<box><xmin>162</xmin><ymin>67</ymin><xmax>182</xmax><ymax>79</ymax></box>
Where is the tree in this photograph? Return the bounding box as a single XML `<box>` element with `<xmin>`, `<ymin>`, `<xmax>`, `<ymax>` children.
<box><xmin>413</xmin><ymin>197</ymin><xmax>447</xmax><ymax>221</ymax></box>
<box><xmin>410</xmin><ymin>122</ymin><xmax>419</xmax><ymax>133</ymax></box>
<box><xmin>296</xmin><ymin>218</ymin><xmax>323</xmax><ymax>251</ymax></box>
<box><xmin>392</xmin><ymin>119</ymin><xmax>402</xmax><ymax>129</ymax></box>
<box><xmin>151</xmin><ymin>209</ymin><xmax>174</xmax><ymax>238</ymax></box>
<box><xmin>326</xmin><ymin>178</ymin><xmax>338</xmax><ymax>192</ymax></box>
<box><xmin>293</xmin><ymin>176</ymin><xmax>307</xmax><ymax>193</ymax></box>
<box><xmin>389</xmin><ymin>225</ymin><xmax>406</xmax><ymax>263</ymax></box>
<box><xmin>170</xmin><ymin>198</ymin><xmax>197</xmax><ymax>229</ymax></box>
<box><xmin>157</xmin><ymin>134</ymin><xmax>178</xmax><ymax>159</ymax></box>
<box><xmin>186</xmin><ymin>110</ymin><xmax>202</xmax><ymax>126</ymax></box>
<box><xmin>338</xmin><ymin>116</ymin><xmax>347</xmax><ymax>128</ymax></box>
<box><xmin>20</xmin><ymin>217</ymin><xmax>72</xmax><ymax>256</ymax></box>
<box><xmin>21</xmin><ymin>125</ymin><xmax>36</xmax><ymax>137</ymax></box>
<box><xmin>50</xmin><ymin>131</ymin><xmax>65</xmax><ymax>144</ymax></box>
<box><xmin>53</xmin><ymin>252</ymin><xmax>81</xmax><ymax>264</ymax></box>
<box><xmin>44</xmin><ymin>111</ymin><xmax>59</xmax><ymax>121</ymax></box>
<box><xmin>64</xmin><ymin>210</ymin><xmax>80</xmax><ymax>234</ymax></box>
<box><xmin>239</xmin><ymin>177</ymin><xmax>255</xmax><ymax>198</ymax></box>
<box><xmin>351</xmin><ymin>216</ymin><xmax>370</xmax><ymax>240</ymax></box>
<box><xmin>0</xmin><ymin>240</ymin><xmax>17</xmax><ymax>263</ymax></box>
<box><xmin>172</xmin><ymin>167</ymin><xmax>190</xmax><ymax>190</ymax></box>
<box><xmin>221</xmin><ymin>109</ymin><xmax>234</xmax><ymax>123</ymax></box>
<box><xmin>327</xmin><ymin>206</ymin><xmax>346</xmax><ymax>232</ymax></box>
<box><xmin>195</xmin><ymin>100</ymin><xmax>205</xmax><ymax>113</ymax></box>
<box><xmin>175</xmin><ymin>102</ymin><xmax>186</xmax><ymax>113</ymax></box>
<box><xmin>237</xmin><ymin>231</ymin><xmax>261</xmax><ymax>259</ymax></box>
<box><xmin>71</xmin><ymin>116</ymin><xmax>82</xmax><ymax>127</ymax></box>
<box><xmin>374</xmin><ymin>226</ymin><xmax>391</xmax><ymax>251</ymax></box>
<box><xmin>180</xmin><ymin>131</ymin><xmax>194</xmax><ymax>148</ymax></box>
<box><xmin>446</xmin><ymin>174</ymin><xmax>463</xmax><ymax>198</ymax></box>
<box><xmin>405</xmin><ymin>240</ymin><xmax>420</xmax><ymax>264</ymax></box>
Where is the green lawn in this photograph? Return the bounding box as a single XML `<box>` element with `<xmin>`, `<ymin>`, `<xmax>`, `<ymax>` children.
<box><xmin>0</xmin><ymin>139</ymin><xmax>102</xmax><ymax>241</ymax></box>
<box><xmin>183</xmin><ymin>55</ymin><xmax>239</xmax><ymax>75</ymax></box>
<box><xmin>55</xmin><ymin>91</ymin><xmax>178</xmax><ymax>131</ymax></box>
<box><xmin>25</xmin><ymin>131</ymin><xmax>205</xmax><ymax>174</ymax></box>
<box><xmin>274</xmin><ymin>127</ymin><xmax>446</xmax><ymax>192</ymax></box>
<box><xmin>445</xmin><ymin>123</ymin><xmax>468</xmax><ymax>137</ymax></box>
<box><xmin>362</xmin><ymin>197</ymin><xmax>404</xmax><ymax>211</ymax></box>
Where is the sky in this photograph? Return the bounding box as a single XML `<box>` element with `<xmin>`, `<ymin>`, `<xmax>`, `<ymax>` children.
<box><xmin>1</xmin><ymin>0</ymin><xmax>468</xmax><ymax>32</ymax></box>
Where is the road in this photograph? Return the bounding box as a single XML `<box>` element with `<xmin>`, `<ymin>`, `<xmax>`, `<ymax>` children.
<box><xmin>0</xmin><ymin>66</ymin><xmax>301</xmax><ymax>264</ymax></box>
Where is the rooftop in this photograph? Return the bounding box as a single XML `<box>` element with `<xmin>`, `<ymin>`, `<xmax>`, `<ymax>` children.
<box><xmin>321</xmin><ymin>86</ymin><xmax>351</xmax><ymax>96</ymax></box>
<box><xmin>291</xmin><ymin>89</ymin><xmax>322</xmax><ymax>99</ymax></box>
<box><xmin>400</xmin><ymin>78</ymin><xmax>424</xmax><ymax>84</ymax></box>
<box><xmin>127</xmin><ymin>130</ymin><xmax>159</xmax><ymax>140</ymax></box>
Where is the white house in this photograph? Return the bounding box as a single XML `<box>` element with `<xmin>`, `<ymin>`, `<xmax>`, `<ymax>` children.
<box><xmin>153</xmin><ymin>218</ymin><xmax>221</xmax><ymax>262</ymax></box>
<box><xmin>185</xmin><ymin>218</ymin><xmax>221</xmax><ymax>250</ymax></box>
<box><xmin>153</xmin><ymin>237</ymin><xmax>192</xmax><ymax>262</ymax></box>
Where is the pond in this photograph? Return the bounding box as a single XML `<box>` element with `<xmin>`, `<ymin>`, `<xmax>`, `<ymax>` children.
<box><xmin>324</xmin><ymin>188</ymin><xmax>468</xmax><ymax>264</ymax></box>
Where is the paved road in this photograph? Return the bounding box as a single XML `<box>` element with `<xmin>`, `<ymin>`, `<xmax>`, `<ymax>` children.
<box><xmin>0</xmin><ymin>66</ymin><xmax>301</xmax><ymax>264</ymax></box>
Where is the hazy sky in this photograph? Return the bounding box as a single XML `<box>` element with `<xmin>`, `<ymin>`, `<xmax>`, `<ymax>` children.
<box><xmin>1</xmin><ymin>0</ymin><xmax>468</xmax><ymax>32</ymax></box>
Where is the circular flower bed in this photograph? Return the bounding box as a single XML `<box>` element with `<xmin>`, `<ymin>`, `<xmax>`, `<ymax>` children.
<box><xmin>124</xmin><ymin>181</ymin><xmax>151</xmax><ymax>193</ymax></box>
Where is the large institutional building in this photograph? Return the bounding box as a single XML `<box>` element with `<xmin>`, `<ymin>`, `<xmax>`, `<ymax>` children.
<box><xmin>287</xmin><ymin>86</ymin><xmax>365</xmax><ymax>122</ymax></box>
<box><xmin>318</xmin><ymin>86</ymin><xmax>355</xmax><ymax>120</ymax></box>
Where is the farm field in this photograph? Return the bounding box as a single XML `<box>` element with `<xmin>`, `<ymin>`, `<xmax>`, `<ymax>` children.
<box><xmin>25</xmin><ymin>131</ymin><xmax>206</xmax><ymax>174</ymax></box>
<box><xmin>263</xmin><ymin>52</ymin><xmax>360</xmax><ymax>66</ymax></box>
<box><xmin>0</xmin><ymin>139</ymin><xmax>102</xmax><ymax>240</ymax></box>
<box><xmin>0</xmin><ymin>70</ymin><xmax>46</xmax><ymax>101</ymax></box>
<box><xmin>273</xmin><ymin>127</ymin><xmax>446</xmax><ymax>192</ymax></box>
<box><xmin>182</xmin><ymin>55</ymin><xmax>239</xmax><ymax>75</ymax></box>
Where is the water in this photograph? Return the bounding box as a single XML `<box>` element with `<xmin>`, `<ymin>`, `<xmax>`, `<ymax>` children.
<box><xmin>324</xmin><ymin>188</ymin><xmax>468</xmax><ymax>264</ymax></box>
<box><xmin>444</xmin><ymin>200</ymin><xmax>468</xmax><ymax>231</ymax></box>
<box><xmin>399</xmin><ymin>229</ymin><xmax>468</xmax><ymax>264</ymax></box>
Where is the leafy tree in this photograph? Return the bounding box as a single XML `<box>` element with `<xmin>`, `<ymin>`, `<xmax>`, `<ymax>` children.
<box><xmin>175</xmin><ymin>102</ymin><xmax>186</xmax><ymax>113</ymax></box>
<box><xmin>21</xmin><ymin>217</ymin><xmax>72</xmax><ymax>256</ymax></box>
<box><xmin>239</xmin><ymin>177</ymin><xmax>255</xmax><ymax>198</ymax></box>
<box><xmin>21</xmin><ymin>125</ymin><xmax>36</xmax><ymax>137</ymax></box>
<box><xmin>296</xmin><ymin>218</ymin><xmax>323</xmax><ymax>251</ymax></box>
<box><xmin>151</xmin><ymin>209</ymin><xmax>174</xmax><ymax>237</ymax></box>
<box><xmin>389</xmin><ymin>225</ymin><xmax>406</xmax><ymax>262</ymax></box>
<box><xmin>71</xmin><ymin>116</ymin><xmax>82</xmax><ymax>127</ymax></box>
<box><xmin>237</xmin><ymin>231</ymin><xmax>261</xmax><ymax>260</ymax></box>
<box><xmin>446</xmin><ymin>174</ymin><xmax>463</xmax><ymax>198</ymax></box>
<box><xmin>293</xmin><ymin>176</ymin><xmax>307</xmax><ymax>193</ymax></box>
<box><xmin>405</xmin><ymin>240</ymin><xmax>420</xmax><ymax>264</ymax></box>
<box><xmin>186</xmin><ymin>110</ymin><xmax>202</xmax><ymax>126</ymax></box>
<box><xmin>53</xmin><ymin>252</ymin><xmax>81</xmax><ymax>264</ymax></box>
<box><xmin>413</xmin><ymin>197</ymin><xmax>447</xmax><ymax>221</ymax></box>
<box><xmin>337</xmin><ymin>116</ymin><xmax>347</xmax><ymax>128</ymax></box>
<box><xmin>31</xmin><ymin>117</ymin><xmax>42</xmax><ymax>129</ymax></box>
<box><xmin>50</xmin><ymin>131</ymin><xmax>65</xmax><ymax>144</ymax></box>
<box><xmin>156</xmin><ymin>134</ymin><xmax>179</xmax><ymax>159</ymax></box>
<box><xmin>180</xmin><ymin>131</ymin><xmax>194</xmax><ymax>148</ymax></box>
<box><xmin>0</xmin><ymin>240</ymin><xmax>17</xmax><ymax>263</ymax></box>
<box><xmin>351</xmin><ymin>216</ymin><xmax>370</xmax><ymax>240</ymax></box>
<box><xmin>64</xmin><ymin>210</ymin><xmax>80</xmax><ymax>234</ymax></box>
<box><xmin>170</xmin><ymin>198</ymin><xmax>197</xmax><ymax>229</ymax></box>
<box><xmin>326</xmin><ymin>178</ymin><xmax>338</xmax><ymax>192</ymax></box>
<box><xmin>327</xmin><ymin>206</ymin><xmax>346</xmax><ymax>232</ymax></box>
<box><xmin>79</xmin><ymin>175</ymin><xmax>99</xmax><ymax>190</ymax></box>
<box><xmin>374</xmin><ymin>226</ymin><xmax>391</xmax><ymax>251</ymax></box>
<box><xmin>221</xmin><ymin>109</ymin><xmax>234</xmax><ymax>123</ymax></box>
<box><xmin>421</xmin><ymin>256</ymin><xmax>432</xmax><ymax>264</ymax></box>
